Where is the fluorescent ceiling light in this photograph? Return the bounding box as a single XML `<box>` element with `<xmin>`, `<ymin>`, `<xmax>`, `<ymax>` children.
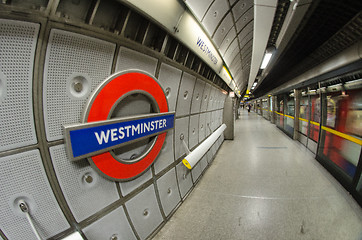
<box><xmin>260</xmin><ymin>52</ymin><xmax>273</xmax><ymax>69</ymax></box>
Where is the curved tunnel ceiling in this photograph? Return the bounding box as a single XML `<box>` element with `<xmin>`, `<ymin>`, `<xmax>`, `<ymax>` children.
<box><xmin>184</xmin><ymin>0</ymin><xmax>257</xmax><ymax>94</ymax></box>
<box><xmin>254</xmin><ymin>0</ymin><xmax>362</xmax><ymax>98</ymax></box>
<box><xmin>184</xmin><ymin>0</ymin><xmax>362</xmax><ymax>98</ymax></box>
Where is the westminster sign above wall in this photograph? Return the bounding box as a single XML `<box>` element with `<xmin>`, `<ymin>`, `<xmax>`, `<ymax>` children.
<box><xmin>64</xmin><ymin>71</ymin><xmax>174</xmax><ymax>181</ymax></box>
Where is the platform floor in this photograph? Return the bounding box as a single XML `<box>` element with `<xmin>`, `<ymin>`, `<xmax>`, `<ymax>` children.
<box><xmin>153</xmin><ymin>110</ymin><xmax>362</xmax><ymax>240</ymax></box>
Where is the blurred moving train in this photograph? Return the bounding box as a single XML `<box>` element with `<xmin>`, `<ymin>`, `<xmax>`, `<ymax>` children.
<box><xmin>252</xmin><ymin>78</ymin><xmax>362</xmax><ymax>202</ymax></box>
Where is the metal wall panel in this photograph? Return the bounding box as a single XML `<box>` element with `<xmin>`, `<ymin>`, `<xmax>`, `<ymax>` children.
<box><xmin>191</xmin><ymin>160</ymin><xmax>203</xmax><ymax>183</ymax></box>
<box><xmin>125</xmin><ymin>184</ymin><xmax>163</xmax><ymax>240</ymax></box>
<box><xmin>202</xmin><ymin>0</ymin><xmax>229</xmax><ymax>36</ymax></box>
<box><xmin>205</xmin><ymin>112</ymin><xmax>212</xmax><ymax>137</ymax></box>
<box><xmin>213</xmin><ymin>12</ymin><xmax>233</xmax><ymax>47</ymax></box>
<box><xmin>184</xmin><ymin>0</ymin><xmax>214</xmax><ymax>21</ymax></box>
<box><xmin>0</xmin><ymin>150</ymin><xmax>69</xmax><ymax>239</ymax></box>
<box><xmin>176</xmin><ymin>161</ymin><xmax>193</xmax><ymax>198</ymax></box>
<box><xmin>218</xmin><ymin>109</ymin><xmax>224</xmax><ymax>127</ymax></box>
<box><xmin>50</xmin><ymin>145</ymin><xmax>119</xmax><ymax>222</ymax></box>
<box><xmin>174</xmin><ymin>116</ymin><xmax>190</xmax><ymax>160</ymax></box>
<box><xmin>207</xmin><ymin>87</ymin><xmax>215</xmax><ymax>111</ymax></box>
<box><xmin>211</xmin><ymin>142</ymin><xmax>217</xmax><ymax>157</ymax></box>
<box><xmin>200</xmin><ymin>155</ymin><xmax>209</xmax><ymax>172</ymax></box>
<box><xmin>207</xmin><ymin>149</ymin><xmax>214</xmax><ymax>164</ymax></box>
<box><xmin>82</xmin><ymin>207</ymin><xmax>136</xmax><ymax>240</ymax></box>
<box><xmin>199</xmin><ymin>113</ymin><xmax>207</xmax><ymax>143</ymax></box>
<box><xmin>115</xmin><ymin>47</ymin><xmax>158</xmax><ymax>75</ymax></box>
<box><xmin>211</xmin><ymin>111</ymin><xmax>217</xmax><ymax>131</ymax></box>
<box><xmin>120</xmin><ymin>169</ymin><xmax>152</xmax><ymax>196</ymax></box>
<box><xmin>200</xmin><ymin>84</ymin><xmax>211</xmax><ymax>112</ymax></box>
<box><xmin>0</xmin><ymin>19</ymin><xmax>39</xmax><ymax>152</ymax></box>
<box><xmin>43</xmin><ymin>29</ymin><xmax>116</xmax><ymax>141</ymax></box>
<box><xmin>158</xmin><ymin>63</ymin><xmax>182</xmax><ymax>112</ymax></box>
<box><xmin>189</xmin><ymin>114</ymin><xmax>200</xmax><ymax>150</ymax></box>
<box><xmin>190</xmin><ymin>79</ymin><xmax>205</xmax><ymax>114</ymax></box>
<box><xmin>156</xmin><ymin>168</ymin><xmax>181</xmax><ymax>217</ymax></box>
<box><xmin>153</xmin><ymin>130</ymin><xmax>175</xmax><ymax>174</ymax></box>
<box><xmin>176</xmin><ymin>72</ymin><xmax>196</xmax><ymax>117</ymax></box>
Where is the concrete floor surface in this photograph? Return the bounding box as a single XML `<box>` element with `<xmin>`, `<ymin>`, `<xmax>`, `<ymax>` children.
<box><xmin>153</xmin><ymin>110</ymin><xmax>362</xmax><ymax>240</ymax></box>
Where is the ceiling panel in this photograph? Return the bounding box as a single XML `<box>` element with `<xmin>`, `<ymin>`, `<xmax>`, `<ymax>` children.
<box><xmin>229</xmin><ymin>0</ymin><xmax>238</xmax><ymax>7</ymax></box>
<box><xmin>239</xmin><ymin>30</ymin><xmax>253</xmax><ymax>48</ymax></box>
<box><xmin>232</xmin><ymin>62</ymin><xmax>243</xmax><ymax>77</ymax></box>
<box><xmin>235</xmin><ymin>7</ymin><xmax>253</xmax><ymax>32</ymax></box>
<box><xmin>202</xmin><ymin>0</ymin><xmax>230</xmax><ymax>36</ymax></box>
<box><xmin>223</xmin><ymin>37</ymin><xmax>239</xmax><ymax>57</ymax></box>
<box><xmin>212</xmin><ymin>12</ymin><xmax>234</xmax><ymax>46</ymax></box>
<box><xmin>241</xmin><ymin>40</ymin><xmax>252</xmax><ymax>54</ymax></box>
<box><xmin>224</xmin><ymin>40</ymin><xmax>240</xmax><ymax>65</ymax></box>
<box><xmin>238</xmin><ymin>20</ymin><xmax>253</xmax><ymax>40</ymax></box>
<box><xmin>230</xmin><ymin>54</ymin><xmax>242</xmax><ymax>71</ymax></box>
<box><xmin>219</xmin><ymin>28</ymin><xmax>237</xmax><ymax>56</ymax></box>
<box><xmin>184</xmin><ymin>0</ymin><xmax>214</xmax><ymax>21</ymax></box>
<box><xmin>232</xmin><ymin>0</ymin><xmax>253</xmax><ymax>21</ymax></box>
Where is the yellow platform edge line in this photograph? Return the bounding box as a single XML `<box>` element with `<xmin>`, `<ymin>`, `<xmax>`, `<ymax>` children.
<box><xmin>298</xmin><ymin>117</ymin><xmax>308</xmax><ymax>122</ymax></box>
<box><xmin>284</xmin><ymin>114</ymin><xmax>295</xmax><ymax>119</ymax></box>
<box><xmin>310</xmin><ymin>121</ymin><xmax>320</xmax><ymax>126</ymax></box>
<box><xmin>321</xmin><ymin>126</ymin><xmax>362</xmax><ymax>146</ymax></box>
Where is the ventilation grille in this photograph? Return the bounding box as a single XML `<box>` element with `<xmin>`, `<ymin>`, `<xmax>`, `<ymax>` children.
<box><xmin>43</xmin><ymin>29</ymin><xmax>116</xmax><ymax>141</ymax></box>
<box><xmin>0</xmin><ymin>150</ymin><xmax>69</xmax><ymax>239</ymax></box>
<box><xmin>0</xmin><ymin>19</ymin><xmax>39</xmax><ymax>152</ymax></box>
<box><xmin>50</xmin><ymin>145</ymin><xmax>119</xmax><ymax>222</ymax></box>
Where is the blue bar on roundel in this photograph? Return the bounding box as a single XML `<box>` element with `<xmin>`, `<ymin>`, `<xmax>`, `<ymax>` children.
<box><xmin>66</xmin><ymin>113</ymin><xmax>174</xmax><ymax>160</ymax></box>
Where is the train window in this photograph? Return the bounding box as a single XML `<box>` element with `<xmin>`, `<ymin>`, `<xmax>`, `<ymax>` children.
<box><xmin>299</xmin><ymin>95</ymin><xmax>309</xmax><ymax>137</ymax></box>
<box><xmin>276</xmin><ymin>95</ymin><xmax>284</xmax><ymax>129</ymax></box>
<box><xmin>285</xmin><ymin>93</ymin><xmax>294</xmax><ymax>136</ymax></box>
<box><xmin>318</xmin><ymin>87</ymin><xmax>362</xmax><ymax>181</ymax></box>
<box><xmin>308</xmin><ymin>94</ymin><xmax>320</xmax><ymax>145</ymax></box>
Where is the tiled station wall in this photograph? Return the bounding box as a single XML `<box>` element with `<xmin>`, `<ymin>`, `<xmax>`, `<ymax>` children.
<box><xmin>0</xmin><ymin>19</ymin><xmax>227</xmax><ymax>240</ymax></box>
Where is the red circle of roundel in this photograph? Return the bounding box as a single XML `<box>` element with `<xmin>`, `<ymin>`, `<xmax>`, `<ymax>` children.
<box><xmin>85</xmin><ymin>72</ymin><xmax>168</xmax><ymax>181</ymax></box>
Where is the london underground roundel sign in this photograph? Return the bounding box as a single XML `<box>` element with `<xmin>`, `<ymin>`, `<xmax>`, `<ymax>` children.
<box><xmin>64</xmin><ymin>71</ymin><xmax>175</xmax><ymax>181</ymax></box>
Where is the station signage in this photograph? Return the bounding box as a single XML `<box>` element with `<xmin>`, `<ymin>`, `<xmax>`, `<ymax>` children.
<box><xmin>64</xmin><ymin>71</ymin><xmax>174</xmax><ymax>181</ymax></box>
<box><xmin>65</xmin><ymin>113</ymin><xmax>174</xmax><ymax>161</ymax></box>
